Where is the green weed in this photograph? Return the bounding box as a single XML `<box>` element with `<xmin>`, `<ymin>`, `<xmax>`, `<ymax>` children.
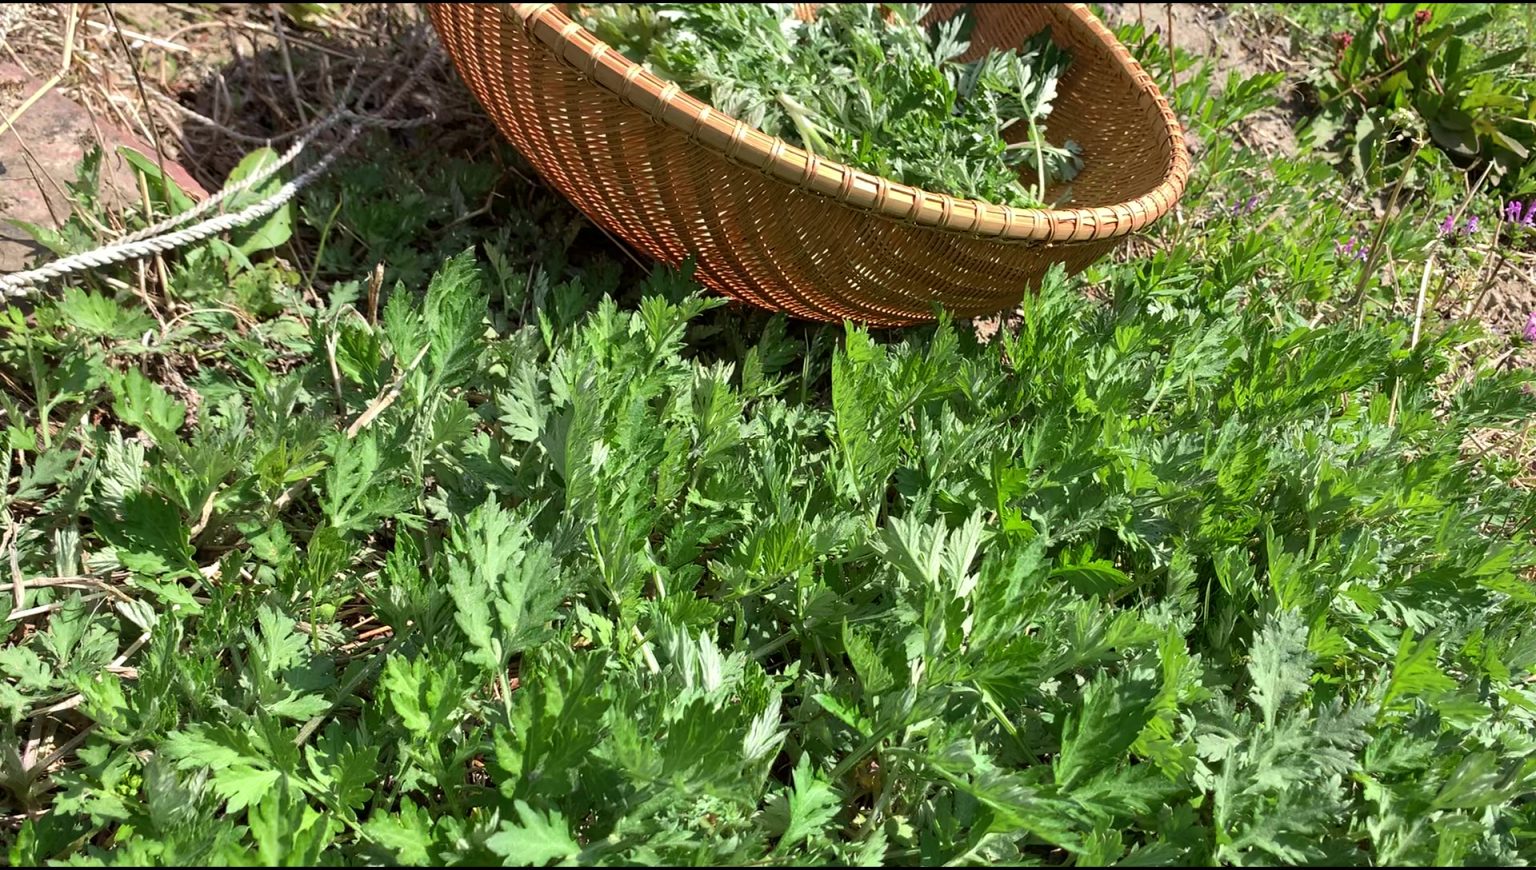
<box><xmin>2</xmin><ymin>9</ymin><xmax>1535</xmax><ymax>867</ymax></box>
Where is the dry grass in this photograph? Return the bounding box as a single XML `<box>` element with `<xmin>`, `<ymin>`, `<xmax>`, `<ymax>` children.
<box><xmin>3</xmin><ymin>4</ymin><xmax>485</xmax><ymax>197</ymax></box>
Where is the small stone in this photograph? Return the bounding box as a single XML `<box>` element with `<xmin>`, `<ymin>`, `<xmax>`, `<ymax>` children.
<box><xmin>1</xmin><ymin>62</ymin><xmax>208</xmax><ymax>274</ymax></box>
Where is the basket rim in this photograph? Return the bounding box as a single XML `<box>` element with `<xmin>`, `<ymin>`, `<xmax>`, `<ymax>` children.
<box><xmin>500</xmin><ymin>2</ymin><xmax>1190</xmax><ymax>244</ymax></box>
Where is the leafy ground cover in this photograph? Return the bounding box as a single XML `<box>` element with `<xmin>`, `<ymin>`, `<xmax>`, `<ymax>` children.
<box><xmin>2</xmin><ymin>2</ymin><xmax>1536</xmax><ymax>865</ymax></box>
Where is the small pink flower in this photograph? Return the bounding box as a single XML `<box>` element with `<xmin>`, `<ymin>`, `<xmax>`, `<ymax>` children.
<box><xmin>1226</xmin><ymin>194</ymin><xmax>1260</xmax><ymax>217</ymax></box>
<box><xmin>1466</xmin><ymin>215</ymin><xmax>1480</xmax><ymax>234</ymax></box>
<box><xmin>1440</xmin><ymin>214</ymin><xmax>1458</xmax><ymax>236</ymax></box>
<box><xmin>1333</xmin><ymin>235</ymin><xmax>1371</xmax><ymax>264</ymax></box>
<box><xmin>1524</xmin><ymin>310</ymin><xmax>1536</xmax><ymax>343</ymax></box>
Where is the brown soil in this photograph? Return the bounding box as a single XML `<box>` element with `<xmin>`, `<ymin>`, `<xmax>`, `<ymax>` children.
<box><xmin>1093</xmin><ymin>2</ymin><xmax>1303</xmax><ymax>159</ymax></box>
<box><xmin>1</xmin><ymin>61</ymin><xmax>209</xmax><ymax>272</ymax></box>
<box><xmin>1469</xmin><ymin>257</ymin><xmax>1536</xmax><ymax>371</ymax></box>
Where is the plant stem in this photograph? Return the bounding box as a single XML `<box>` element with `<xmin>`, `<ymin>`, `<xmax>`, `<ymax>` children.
<box><xmin>306</xmin><ymin>198</ymin><xmax>345</xmax><ymax>290</ymax></box>
<box><xmin>1351</xmin><ymin>140</ymin><xmax>1421</xmax><ymax>328</ymax></box>
<box><xmin>1389</xmin><ymin>252</ymin><xmax>1436</xmax><ymax>429</ymax></box>
<box><xmin>1027</xmin><ymin>115</ymin><xmax>1048</xmax><ymax>205</ymax></box>
<box><xmin>1166</xmin><ymin>3</ymin><xmax>1178</xmax><ymax>96</ymax></box>
<box><xmin>777</xmin><ymin>92</ymin><xmax>831</xmax><ymax>156</ymax></box>
<box><xmin>1463</xmin><ymin>214</ymin><xmax>1508</xmax><ymax>320</ymax></box>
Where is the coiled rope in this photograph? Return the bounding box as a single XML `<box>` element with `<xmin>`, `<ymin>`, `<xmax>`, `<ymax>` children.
<box><xmin>0</xmin><ymin>53</ymin><xmax>437</xmax><ymax>298</ymax></box>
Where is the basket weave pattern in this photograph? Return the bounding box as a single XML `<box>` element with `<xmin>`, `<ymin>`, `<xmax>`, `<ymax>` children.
<box><xmin>428</xmin><ymin>3</ymin><xmax>1189</xmax><ymax>326</ymax></box>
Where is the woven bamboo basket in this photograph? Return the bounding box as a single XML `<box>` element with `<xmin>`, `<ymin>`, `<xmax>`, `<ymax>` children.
<box><xmin>427</xmin><ymin>3</ymin><xmax>1189</xmax><ymax>326</ymax></box>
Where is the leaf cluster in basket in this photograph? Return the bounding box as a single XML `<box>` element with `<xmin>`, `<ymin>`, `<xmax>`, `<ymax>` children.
<box><xmin>574</xmin><ymin>3</ymin><xmax>1083</xmax><ymax>208</ymax></box>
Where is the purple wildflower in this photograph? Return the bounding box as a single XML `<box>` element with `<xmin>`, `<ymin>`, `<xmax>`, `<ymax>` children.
<box><xmin>1466</xmin><ymin>215</ymin><xmax>1480</xmax><ymax>235</ymax></box>
<box><xmin>1439</xmin><ymin>213</ymin><xmax>1457</xmax><ymax>236</ymax></box>
<box><xmin>1506</xmin><ymin>200</ymin><xmax>1525</xmax><ymax>224</ymax></box>
<box><xmin>1525</xmin><ymin>310</ymin><xmax>1536</xmax><ymax>343</ymax></box>
<box><xmin>1333</xmin><ymin>235</ymin><xmax>1370</xmax><ymax>263</ymax></box>
<box><xmin>1524</xmin><ymin>201</ymin><xmax>1536</xmax><ymax>228</ymax></box>
<box><xmin>1228</xmin><ymin>194</ymin><xmax>1260</xmax><ymax>217</ymax></box>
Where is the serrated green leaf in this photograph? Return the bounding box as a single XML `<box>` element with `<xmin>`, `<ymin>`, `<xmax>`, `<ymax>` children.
<box><xmin>1055</xmin><ymin>668</ymin><xmax>1160</xmax><ymax>790</ymax></box>
<box><xmin>485</xmin><ymin>800</ymin><xmax>581</xmax><ymax>866</ymax></box>
<box><xmin>776</xmin><ymin>754</ymin><xmax>842</xmax><ymax>854</ymax></box>
<box><xmin>1248</xmin><ymin>610</ymin><xmax>1314</xmax><ymax>727</ymax></box>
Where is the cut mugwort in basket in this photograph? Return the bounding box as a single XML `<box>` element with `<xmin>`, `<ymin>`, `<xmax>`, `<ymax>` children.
<box><xmin>428</xmin><ymin>3</ymin><xmax>1189</xmax><ymax>325</ymax></box>
<box><xmin>574</xmin><ymin>3</ymin><xmax>1083</xmax><ymax>209</ymax></box>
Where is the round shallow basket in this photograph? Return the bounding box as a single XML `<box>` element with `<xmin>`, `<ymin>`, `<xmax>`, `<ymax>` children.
<box><xmin>427</xmin><ymin>3</ymin><xmax>1189</xmax><ymax>326</ymax></box>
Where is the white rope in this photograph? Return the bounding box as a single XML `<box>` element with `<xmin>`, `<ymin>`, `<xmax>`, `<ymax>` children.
<box><xmin>0</xmin><ymin>54</ymin><xmax>437</xmax><ymax>298</ymax></box>
<box><xmin>118</xmin><ymin>106</ymin><xmax>438</xmax><ymax>247</ymax></box>
<box><xmin>124</xmin><ymin>68</ymin><xmax>403</xmax><ymax>244</ymax></box>
<box><xmin>116</xmin><ymin>123</ymin><xmax>322</xmax><ymax>245</ymax></box>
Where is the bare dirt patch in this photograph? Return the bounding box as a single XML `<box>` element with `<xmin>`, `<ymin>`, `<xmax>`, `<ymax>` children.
<box><xmin>1471</xmin><ymin>257</ymin><xmax>1536</xmax><ymax>369</ymax></box>
<box><xmin>1093</xmin><ymin>2</ymin><xmax>1304</xmax><ymax>159</ymax></box>
<box><xmin>1</xmin><ymin>61</ymin><xmax>209</xmax><ymax>272</ymax></box>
